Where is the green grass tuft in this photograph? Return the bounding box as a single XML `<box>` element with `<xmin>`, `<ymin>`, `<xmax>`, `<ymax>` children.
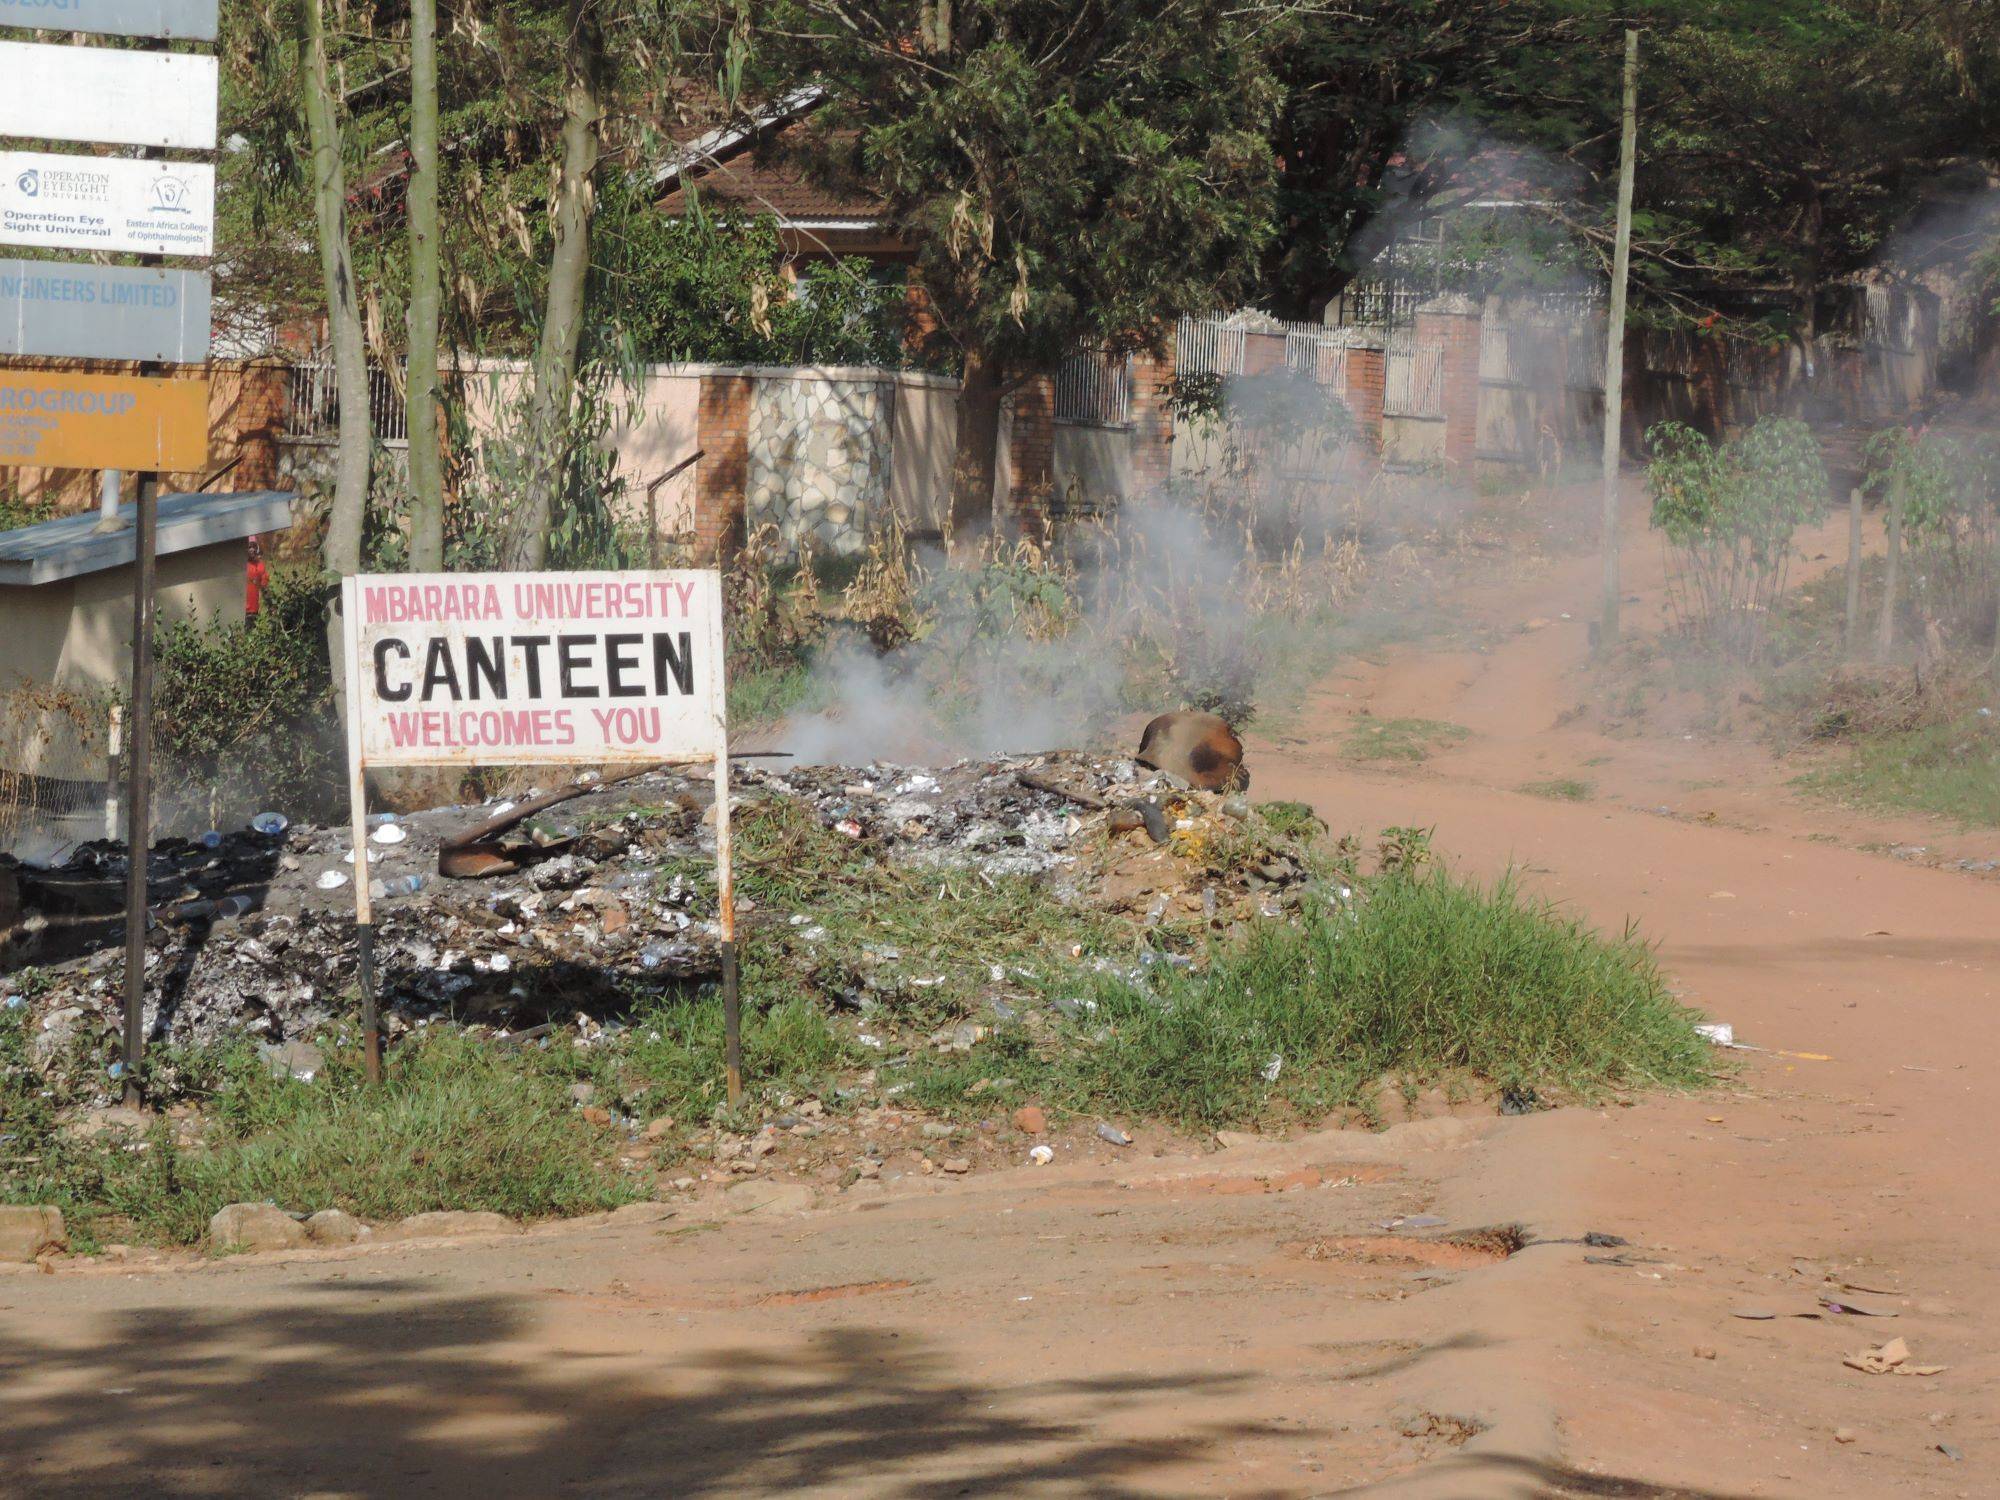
<box><xmin>1519</xmin><ymin>778</ymin><xmax>1592</xmax><ymax>802</ymax></box>
<box><xmin>1793</xmin><ymin>713</ymin><xmax>2000</xmax><ymax>828</ymax></box>
<box><xmin>909</xmin><ymin>864</ymin><xmax>1708</xmax><ymax>1129</ymax></box>
<box><xmin>1344</xmin><ymin>717</ymin><xmax>1470</xmax><ymax>764</ymax></box>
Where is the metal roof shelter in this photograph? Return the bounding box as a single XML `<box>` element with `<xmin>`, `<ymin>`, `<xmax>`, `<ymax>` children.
<box><xmin>0</xmin><ymin>489</ymin><xmax>290</xmax><ymax>585</ymax></box>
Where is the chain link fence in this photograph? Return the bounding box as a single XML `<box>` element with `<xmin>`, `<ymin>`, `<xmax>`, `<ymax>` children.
<box><xmin>0</xmin><ymin>683</ymin><xmax>119</xmax><ymax>864</ymax></box>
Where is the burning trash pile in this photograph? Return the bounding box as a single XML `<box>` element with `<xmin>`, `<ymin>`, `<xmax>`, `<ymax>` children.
<box><xmin>2</xmin><ymin>716</ymin><xmax>1318</xmax><ymax>1094</ymax></box>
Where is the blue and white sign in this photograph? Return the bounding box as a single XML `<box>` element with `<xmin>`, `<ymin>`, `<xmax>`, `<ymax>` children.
<box><xmin>0</xmin><ymin>0</ymin><xmax>218</xmax><ymax>40</ymax></box>
<box><xmin>0</xmin><ymin>42</ymin><xmax>218</xmax><ymax>150</ymax></box>
<box><xmin>0</xmin><ymin>153</ymin><xmax>214</xmax><ymax>257</ymax></box>
<box><xmin>0</xmin><ymin>259</ymin><xmax>211</xmax><ymax>362</ymax></box>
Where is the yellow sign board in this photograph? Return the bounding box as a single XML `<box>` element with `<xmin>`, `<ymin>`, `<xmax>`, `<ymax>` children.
<box><xmin>0</xmin><ymin>370</ymin><xmax>209</xmax><ymax>471</ymax></box>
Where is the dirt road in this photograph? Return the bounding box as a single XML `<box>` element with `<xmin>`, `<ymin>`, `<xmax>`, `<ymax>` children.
<box><xmin>5</xmin><ymin>487</ymin><xmax>1995</xmax><ymax>1497</ymax></box>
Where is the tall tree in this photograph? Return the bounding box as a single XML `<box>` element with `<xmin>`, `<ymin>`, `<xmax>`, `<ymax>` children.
<box><xmin>404</xmin><ymin>0</ymin><xmax>444</xmax><ymax>569</ymax></box>
<box><xmin>503</xmin><ymin>0</ymin><xmax>608</xmax><ymax>569</ymax></box>
<box><xmin>301</xmin><ymin>0</ymin><xmax>372</xmax><ymax>577</ymax></box>
<box><xmin>764</xmin><ymin>0</ymin><xmax>1281</xmax><ymax>538</ymax></box>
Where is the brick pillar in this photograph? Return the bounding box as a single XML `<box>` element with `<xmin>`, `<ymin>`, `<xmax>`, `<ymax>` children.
<box><xmin>1416</xmin><ymin>294</ymin><xmax>1484</xmax><ymax>469</ymax></box>
<box><xmin>1128</xmin><ymin>343</ymin><xmax>1175</xmax><ymax>494</ymax></box>
<box><xmin>234</xmin><ymin>359</ymin><xmax>285</xmax><ymax>490</ymax></box>
<box><xmin>1345</xmin><ymin>336</ymin><xmax>1386</xmax><ymax>453</ymax></box>
<box><xmin>1241</xmin><ymin>330</ymin><xmax>1286</xmax><ymax>376</ymax></box>
<box><xmin>1004</xmin><ymin>373</ymin><xmax>1055</xmax><ymax>531</ymax></box>
<box><xmin>694</xmin><ymin>371</ymin><xmax>752</xmax><ymax>562</ymax></box>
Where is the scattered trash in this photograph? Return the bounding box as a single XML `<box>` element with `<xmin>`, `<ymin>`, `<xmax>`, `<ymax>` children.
<box><xmin>1095</xmin><ymin>1123</ymin><xmax>1132</xmax><ymax>1146</ymax></box>
<box><xmin>370</xmin><ymin>823</ymin><xmax>407</xmax><ymax>846</ymax></box>
<box><xmin>1731</xmin><ymin>1308</ymin><xmax>1778</xmax><ymax>1320</ymax></box>
<box><xmin>1028</xmin><ymin>1145</ymin><xmax>1054</xmax><ymax>1165</ymax></box>
<box><xmin>1693</xmin><ymin>1021</ymin><xmax>1831</xmax><ymax>1061</ymax></box>
<box><xmin>1499</xmin><ymin>1086</ymin><xmax>1538</xmax><ymax>1115</ymax></box>
<box><xmin>315</xmin><ymin>870</ymin><xmax>349</xmax><ymax>891</ymax></box>
<box><xmin>250</xmin><ymin>812</ymin><xmax>290</xmax><ymax>837</ymax></box>
<box><xmin>1820</xmin><ymin>1296</ymin><xmax>1898</xmax><ymax>1318</ymax></box>
<box><xmin>198</xmin><ymin>831</ymin><xmax>224</xmax><ymax>849</ymax></box>
<box><xmin>1380</xmin><ymin>1214</ymin><xmax>1447</xmax><ymax>1231</ymax></box>
<box><xmin>1582</xmin><ymin>1231</ymin><xmax>1628</xmax><ymax>1248</ymax></box>
<box><xmin>1259</xmin><ymin>1053</ymin><xmax>1283</xmax><ymax>1083</ymax></box>
<box><xmin>1938</xmin><ymin>1442</ymin><xmax>1963</xmax><ymax>1462</ymax></box>
<box><xmin>1843</xmin><ymin>1337</ymin><xmax>1945</xmax><ymax>1376</ymax></box>
<box><xmin>1695</xmin><ymin>1022</ymin><xmax>1735</xmax><ymax>1047</ymax></box>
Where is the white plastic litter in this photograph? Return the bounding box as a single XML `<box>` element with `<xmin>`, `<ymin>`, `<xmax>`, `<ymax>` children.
<box><xmin>315</xmin><ymin>870</ymin><xmax>349</xmax><ymax>890</ymax></box>
<box><xmin>1695</xmin><ymin>1022</ymin><xmax>1737</xmax><ymax>1048</ymax></box>
<box><xmin>370</xmin><ymin>823</ymin><xmax>407</xmax><ymax>846</ymax></box>
<box><xmin>1028</xmin><ymin>1145</ymin><xmax>1055</xmax><ymax>1165</ymax></box>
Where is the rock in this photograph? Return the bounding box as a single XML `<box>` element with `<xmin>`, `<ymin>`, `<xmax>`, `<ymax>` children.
<box><xmin>580</xmin><ymin>1106</ymin><xmax>613</xmax><ymax>1127</ymax></box>
<box><xmin>1692</xmin><ymin>1345</ymin><xmax>1717</xmax><ymax>1360</ymax></box>
<box><xmin>1214</xmin><ymin>1129</ymin><xmax>1260</xmax><ymax>1149</ymax></box>
<box><xmin>855</xmin><ymin>1160</ymin><xmax>881</xmax><ymax>1179</ymax></box>
<box><xmin>0</xmin><ymin>1205</ymin><xmax>65</xmax><ymax>1262</ymax></box>
<box><xmin>941</xmin><ymin>1157</ymin><xmax>973</xmax><ymax>1174</ymax></box>
<box><xmin>643</xmin><ymin>1117</ymin><xmax>675</xmax><ymax>1140</ymax></box>
<box><xmin>385</xmin><ymin>1210</ymin><xmax>524</xmax><ymax>1241</ymax></box>
<box><xmin>920</xmin><ymin>1123</ymin><xmax>955</xmax><ymax>1139</ymax></box>
<box><xmin>568</xmin><ymin>1082</ymin><xmax>596</xmax><ymax>1106</ymax></box>
<box><xmin>209</xmin><ymin>1201</ymin><xmax>309</xmax><ymax>1253</ymax></box>
<box><xmin>750</xmin><ymin>1133</ymin><xmax>779</xmax><ymax>1157</ymax></box>
<box><xmin>1834</xmin><ymin>1427</ymin><xmax>1857</xmax><ymax>1445</ymax></box>
<box><xmin>1011</xmin><ymin>1105</ymin><xmax>1047</xmax><ymax>1135</ymax></box>
<box><xmin>304</xmin><ymin>1209</ymin><xmax>367</xmax><ymax>1245</ymax></box>
<box><xmin>724</xmin><ymin>1181</ymin><xmax>814</xmax><ymax>1218</ymax></box>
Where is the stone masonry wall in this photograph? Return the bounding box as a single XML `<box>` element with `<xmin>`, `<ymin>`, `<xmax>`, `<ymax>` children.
<box><xmin>745</xmin><ymin>375</ymin><xmax>891</xmax><ymax>557</ymax></box>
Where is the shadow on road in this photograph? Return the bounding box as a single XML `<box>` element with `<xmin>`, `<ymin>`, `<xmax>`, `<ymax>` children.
<box><xmin>0</xmin><ymin>1279</ymin><xmax>1300</xmax><ymax>1497</ymax></box>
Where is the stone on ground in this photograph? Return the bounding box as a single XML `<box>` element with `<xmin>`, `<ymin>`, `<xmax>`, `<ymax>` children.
<box><xmin>209</xmin><ymin>1202</ymin><xmax>309</xmax><ymax>1253</ymax></box>
<box><xmin>385</xmin><ymin>1210</ymin><xmax>524</xmax><ymax>1241</ymax></box>
<box><xmin>0</xmin><ymin>1205</ymin><xmax>66</xmax><ymax>1262</ymax></box>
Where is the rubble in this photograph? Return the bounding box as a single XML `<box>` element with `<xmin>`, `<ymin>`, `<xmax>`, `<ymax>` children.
<box><xmin>1</xmin><ymin>749</ymin><xmax>1318</xmax><ymax>1095</ymax></box>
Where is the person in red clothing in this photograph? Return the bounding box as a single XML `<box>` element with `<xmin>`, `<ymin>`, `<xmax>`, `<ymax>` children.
<box><xmin>245</xmin><ymin>535</ymin><xmax>269</xmax><ymax>617</ymax></box>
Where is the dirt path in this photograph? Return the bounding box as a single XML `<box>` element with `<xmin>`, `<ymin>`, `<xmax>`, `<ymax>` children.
<box><xmin>5</xmin><ymin>486</ymin><xmax>1996</xmax><ymax>1497</ymax></box>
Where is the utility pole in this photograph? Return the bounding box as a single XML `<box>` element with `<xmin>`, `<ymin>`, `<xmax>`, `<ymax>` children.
<box><xmin>1598</xmin><ymin>27</ymin><xmax>1640</xmax><ymax>650</ymax></box>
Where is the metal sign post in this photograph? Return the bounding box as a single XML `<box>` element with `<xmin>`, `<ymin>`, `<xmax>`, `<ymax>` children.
<box><xmin>339</xmin><ymin>570</ymin><xmax>737</xmax><ymax>1091</ymax></box>
<box><xmin>119</xmin><ymin>477</ymin><xmax>156</xmax><ymax>1107</ymax></box>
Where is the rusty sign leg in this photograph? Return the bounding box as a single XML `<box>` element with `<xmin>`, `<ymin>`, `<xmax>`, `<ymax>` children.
<box><xmin>714</xmin><ymin>740</ymin><xmax>741</xmax><ymax>1106</ymax></box>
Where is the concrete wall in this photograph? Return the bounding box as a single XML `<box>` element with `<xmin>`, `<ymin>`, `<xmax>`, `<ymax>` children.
<box><xmin>1</xmin><ymin>540</ymin><xmax>243</xmax><ymax>698</ymax></box>
<box><xmin>888</xmin><ymin>372</ymin><xmax>957</xmax><ymax>534</ymax></box>
<box><xmin>1053</xmin><ymin>424</ymin><xmax>1132</xmax><ymax>514</ymax></box>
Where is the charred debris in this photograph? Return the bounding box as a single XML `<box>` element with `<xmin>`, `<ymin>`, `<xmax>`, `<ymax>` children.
<box><xmin>3</xmin><ymin>738</ymin><xmax>1318</xmax><ymax>1095</ymax></box>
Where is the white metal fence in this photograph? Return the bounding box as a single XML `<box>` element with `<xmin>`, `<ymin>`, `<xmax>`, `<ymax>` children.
<box><xmin>282</xmin><ymin>347</ymin><xmax>410</xmax><ymax>445</ymax></box>
<box><xmin>1174</xmin><ymin>314</ymin><xmax>1248</xmax><ymax>380</ymax></box>
<box><xmin>1384</xmin><ymin>329</ymin><xmax>1445</xmax><ymax>419</ymax></box>
<box><xmin>0</xmin><ymin>689</ymin><xmax>118</xmax><ymax>861</ymax></box>
<box><xmin>1053</xmin><ymin>347</ymin><xmax>1133</xmax><ymax>426</ymax></box>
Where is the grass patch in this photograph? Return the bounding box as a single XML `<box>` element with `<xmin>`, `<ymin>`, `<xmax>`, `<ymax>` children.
<box><xmin>727</xmin><ymin>658</ymin><xmax>822</xmax><ymax>727</ymax></box>
<box><xmin>1519</xmin><ymin>778</ymin><xmax>1592</xmax><ymax>802</ymax></box>
<box><xmin>906</xmin><ymin>862</ymin><xmax>1708</xmax><ymax>1129</ymax></box>
<box><xmin>1793</xmin><ymin>712</ymin><xmax>2000</xmax><ymax>828</ymax></box>
<box><xmin>3</xmin><ymin>1030</ymin><xmax>643</xmax><ymax>1248</ymax></box>
<box><xmin>1344</xmin><ymin>716</ymin><xmax>1471</xmax><ymax>764</ymax></box>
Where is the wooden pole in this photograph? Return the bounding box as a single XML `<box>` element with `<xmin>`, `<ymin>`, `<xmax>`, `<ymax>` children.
<box><xmin>1844</xmin><ymin>486</ymin><xmax>1865</xmax><ymax>657</ymax></box>
<box><xmin>1598</xmin><ymin>28</ymin><xmax>1640</xmax><ymax>651</ymax></box>
<box><xmin>340</xmin><ymin>579</ymin><xmax>381</xmax><ymax>1082</ymax></box>
<box><xmin>1877</xmin><ymin>473</ymin><xmax>1904</xmax><ymax>662</ymax></box>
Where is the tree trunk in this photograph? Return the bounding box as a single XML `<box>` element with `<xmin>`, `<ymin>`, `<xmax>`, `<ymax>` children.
<box><xmin>1598</xmin><ymin>27</ymin><xmax>1639</xmax><ymax>651</ymax></box>
<box><xmin>505</xmin><ymin>0</ymin><xmax>603</xmax><ymax>570</ymax></box>
<box><xmin>303</xmin><ymin>0</ymin><xmax>371</xmax><ymax>577</ymax></box>
<box><xmin>1876</xmin><ymin>471</ymin><xmax>1904</xmax><ymax>661</ymax></box>
<box><xmin>948</xmin><ymin>348</ymin><xmax>1004</xmax><ymax>546</ymax></box>
<box><xmin>404</xmin><ymin>0</ymin><xmax>444</xmax><ymax>570</ymax></box>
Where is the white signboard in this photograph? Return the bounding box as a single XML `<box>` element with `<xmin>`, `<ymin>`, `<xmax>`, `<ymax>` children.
<box><xmin>0</xmin><ymin>152</ymin><xmax>214</xmax><ymax>257</ymax></box>
<box><xmin>0</xmin><ymin>42</ymin><xmax>219</xmax><ymax>151</ymax></box>
<box><xmin>341</xmin><ymin>571</ymin><xmax>728</xmax><ymax>769</ymax></box>
<box><xmin>0</xmin><ymin>0</ymin><xmax>219</xmax><ymax>40</ymax></box>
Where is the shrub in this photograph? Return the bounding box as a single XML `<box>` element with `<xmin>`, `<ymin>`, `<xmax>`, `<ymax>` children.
<box><xmin>152</xmin><ymin>569</ymin><xmax>342</xmax><ymax>827</ymax></box>
<box><xmin>1648</xmin><ymin>416</ymin><xmax>1828</xmax><ymax>659</ymax></box>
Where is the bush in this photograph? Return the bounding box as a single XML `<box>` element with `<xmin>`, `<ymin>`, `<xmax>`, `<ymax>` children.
<box><xmin>152</xmin><ymin>569</ymin><xmax>342</xmax><ymax>827</ymax></box>
<box><xmin>1025</xmin><ymin>863</ymin><xmax>1708</xmax><ymax>1127</ymax></box>
<box><xmin>1649</xmin><ymin>416</ymin><xmax>1828</xmax><ymax>659</ymax></box>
